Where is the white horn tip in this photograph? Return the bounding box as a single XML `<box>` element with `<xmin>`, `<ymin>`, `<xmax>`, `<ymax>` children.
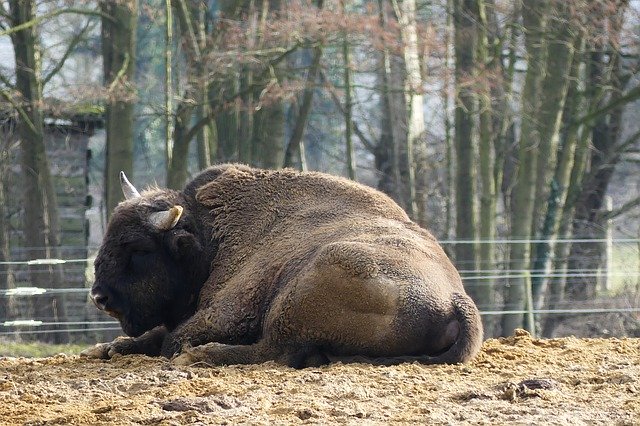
<box><xmin>120</xmin><ymin>171</ymin><xmax>141</xmax><ymax>199</ymax></box>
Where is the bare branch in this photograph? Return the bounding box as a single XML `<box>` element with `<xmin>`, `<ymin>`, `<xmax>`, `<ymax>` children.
<box><xmin>175</xmin><ymin>0</ymin><xmax>201</xmax><ymax>60</ymax></box>
<box><xmin>591</xmin><ymin>127</ymin><xmax>640</xmax><ymax>176</ymax></box>
<box><xmin>599</xmin><ymin>196</ymin><xmax>640</xmax><ymax>221</ymax></box>
<box><xmin>0</xmin><ymin>8</ymin><xmax>112</xmax><ymax>37</ymax></box>
<box><xmin>177</xmin><ymin>42</ymin><xmax>302</xmax><ymax>146</ymax></box>
<box><xmin>319</xmin><ymin>70</ymin><xmax>376</xmax><ymax>153</ymax></box>
<box><xmin>42</xmin><ymin>19</ymin><xmax>95</xmax><ymax>86</ymax></box>
<box><xmin>575</xmin><ymin>84</ymin><xmax>640</xmax><ymax>126</ymax></box>
<box><xmin>0</xmin><ymin>89</ymin><xmax>39</xmax><ymax>136</ymax></box>
<box><xmin>108</xmin><ymin>52</ymin><xmax>130</xmax><ymax>92</ymax></box>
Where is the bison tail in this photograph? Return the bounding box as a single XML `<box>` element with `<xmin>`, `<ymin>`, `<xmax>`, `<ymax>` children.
<box><xmin>421</xmin><ymin>292</ymin><xmax>483</xmax><ymax>364</ymax></box>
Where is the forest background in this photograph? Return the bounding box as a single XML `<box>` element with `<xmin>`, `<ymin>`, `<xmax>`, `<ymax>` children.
<box><xmin>0</xmin><ymin>0</ymin><xmax>639</xmax><ymax>344</ymax></box>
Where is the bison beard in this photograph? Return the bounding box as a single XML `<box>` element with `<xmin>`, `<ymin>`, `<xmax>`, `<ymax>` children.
<box><xmin>83</xmin><ymin>164</ymin><xmax>483</xmax><ymax>367</ymax></box>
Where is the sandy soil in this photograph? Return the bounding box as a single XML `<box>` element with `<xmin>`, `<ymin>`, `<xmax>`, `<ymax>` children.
<box><xmin>1</xmin><ymin>329</ymin><xmax>639</xmax><ymax>425</ymax></box>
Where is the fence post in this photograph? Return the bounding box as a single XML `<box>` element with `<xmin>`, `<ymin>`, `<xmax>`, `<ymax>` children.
<box><xmin>602</xmin><ymin>196</ymin><xmax>613</xmax><ymax>292</ymax></box>
<box><xmin>524</xmin><ymin>270</ymin><xmax>536</xmax><ymax>338</ymax></box>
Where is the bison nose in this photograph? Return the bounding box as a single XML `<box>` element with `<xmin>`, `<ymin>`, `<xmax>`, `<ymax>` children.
<box><xmin>90</xmin><ymin>289</ymin><xmax>109</xmax><ymax>311</ymax></box>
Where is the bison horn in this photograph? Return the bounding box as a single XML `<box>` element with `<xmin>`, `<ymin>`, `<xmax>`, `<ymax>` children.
<box><xmin>149</xmin><ymin>205</ymin><xmax>183</xmax><ymax>230</ymax></box>
<box><xmin>120</xmin><ymin>171</ymin><xmax>141</xmax><ymax>200</ymax></box>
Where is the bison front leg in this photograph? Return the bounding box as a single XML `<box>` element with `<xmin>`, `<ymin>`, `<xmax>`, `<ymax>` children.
<box><xmin>158</xmin><ymin>309</ymin><xmax>232</xmax><ymax>358</ymax></box>
<box><xmin>81</xmin><ymin>326</ymin><xmax>168</xmax><ymax>359</ymax></box>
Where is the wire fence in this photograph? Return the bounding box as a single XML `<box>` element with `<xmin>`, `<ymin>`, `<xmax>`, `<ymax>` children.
<box><xmin>1</xmin><ymin>238</ymin><xmax>639</xmax><ymax>341</ymax></box>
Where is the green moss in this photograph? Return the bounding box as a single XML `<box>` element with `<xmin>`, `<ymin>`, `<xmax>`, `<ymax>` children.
<box><xmin>69</xmin><ymin>103</ymin><xmax>105</xmax><ymax>115</ymax></box>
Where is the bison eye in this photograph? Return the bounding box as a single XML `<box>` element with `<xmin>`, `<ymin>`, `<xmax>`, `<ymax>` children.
<box><xmin>129</xmin><ymin>250</ymin><xmax>156</xmax><ymax>273</ymax></box>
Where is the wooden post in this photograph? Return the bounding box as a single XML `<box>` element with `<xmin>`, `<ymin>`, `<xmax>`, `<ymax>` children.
<box><xmin>524</xmin><ymin>270</ymin><xmax>536</xmax><ymax>338</ymax></box>
<box><xmin>602</xmin><ymin>196</ymin><xmax>613</xmax><ymax>292</ymax></box>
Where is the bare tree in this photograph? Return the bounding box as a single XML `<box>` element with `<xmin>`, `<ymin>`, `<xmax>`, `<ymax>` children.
<box><xmin>101</xmin><ymin>0</ymin><xmax>138</xmax><ymax>214</ymax></box>
<box><xmin>452</xmin><ymin>0</ymin><xmax>478</xmax><ymax>293</ymax></box>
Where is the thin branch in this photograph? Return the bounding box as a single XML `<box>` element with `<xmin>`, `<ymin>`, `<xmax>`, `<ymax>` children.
<box><xmin>42</xmin><ymin>20</ymin><xmax>94</xmax><ymax>86</ymax></box>
<box><xmin>591</xmin><ymin>127</ymin><xmax>640</xmax><ymax>175</ymax></box>
<box><xmin>178</xmin><ymin>92</ymin><xmax>234</xmax><ymax>147</ymax></box>
<box><xmin>284</xmin><ymin>43</ymin><xmax>323</xmax><ymax>169</ymax></box>
<box><xmin>581</xmin><ymin>127</ymin><xmax>640</xmax><ymax>219</ymax></box>
<box><xmin>108</xmin><ymin>52</ymin><xmax>130</xmax><ymax>92</ymax></box>
<box><xmin>575</xmin><ymin>84</ymin><xmax>640</xmax><ymax>125</ymax></box>
<box><xmin>176</xmin><ymin>0</ymin><xmax>201</xmax><ymax>60</ymax></box>
<box><xmin>0</xmin><ymin>89</ymin><xmax>39</xmax><ymax>136</ymax></box>
<box><xmin>615</xmin><ymin>128</ymin><xmax>640</xmax><ymax>156</ymax></box>
<box><xmin>319</xmin><ymin>69</ymin><xmax>376</xmax><ymax>153</ymax></box>
<box><xmin>0</xmin><ymin>8</ymin><xmax>113</xmax><ymax>37</ymax></box>
<box><xmin>600</xmin><ymin>196</ymin><xmax>640</xmax><ymax>221</ymax></box>
<box><xmin>178</xmin><ymin>43</ymin><xmax>302</xmax><ymax>146</ymax></box>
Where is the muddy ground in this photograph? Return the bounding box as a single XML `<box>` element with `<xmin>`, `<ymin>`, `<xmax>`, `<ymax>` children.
<box><xmin>1</xmin><ymin>330</ymin><xmax>639</xmax><ymax>425</ymax></box>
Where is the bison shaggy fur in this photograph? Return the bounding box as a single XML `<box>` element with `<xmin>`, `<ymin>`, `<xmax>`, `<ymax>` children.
<box><xmin>83</xmin><ymin>164</ymin><xmax>483</xmax><ymax>367</ymax></box>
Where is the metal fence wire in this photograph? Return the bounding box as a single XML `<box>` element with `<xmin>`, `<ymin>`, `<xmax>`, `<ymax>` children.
<box><xmin>1</xmin><ymin>238</ymin><xmax>639</xmax><ymax>341</ymax></box>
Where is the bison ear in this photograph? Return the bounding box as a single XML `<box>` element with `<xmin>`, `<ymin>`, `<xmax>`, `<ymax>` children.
<box><xmin>150</xmin><ymin>206</ymin><xmax>183</xmax><ymax>230</ymax></box>
<box><xmin>167</xmin><ymin>230</ymin><xmax>202</xmax><ymax>260</ymax></box>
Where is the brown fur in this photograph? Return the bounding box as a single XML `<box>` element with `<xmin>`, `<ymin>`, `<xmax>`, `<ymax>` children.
<box><xmin>83</xmin><ymin>164</ymin><xmax>483</xmax><ymax>367</ymax></box>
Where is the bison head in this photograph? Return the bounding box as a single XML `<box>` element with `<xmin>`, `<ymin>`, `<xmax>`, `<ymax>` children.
<box><xmin>90</xmin><ymin>172</ymin><xmax>208</xmax><ymax>337</ymax></box>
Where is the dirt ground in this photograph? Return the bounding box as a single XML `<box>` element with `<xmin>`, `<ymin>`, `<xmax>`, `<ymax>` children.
<box><xmin>1</xmin><ymin>329</ymin><xmax>639</xmax><ymax>425</ymax></box>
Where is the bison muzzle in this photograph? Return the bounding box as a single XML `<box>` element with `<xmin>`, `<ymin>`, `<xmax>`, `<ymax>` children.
<box><xmin>83</xmin><ymin>164</ymin><xmax>483</xmax><ymax>367</ymax></box>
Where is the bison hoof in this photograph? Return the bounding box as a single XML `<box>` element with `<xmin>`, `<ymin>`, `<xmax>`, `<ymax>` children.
<box><xmin>80</xmin><ymin>337</ymin><xmax>140</xmax><ymax>359</ymax></box>
<box><xmin>172</xmin><ymin>351</ymin><xmax>198</xmax><ymax>366</ymax></box>
<box><xmin>80</xmin><ymin>343</ymin><xmax>111</xmax><ymax>359</ymax></box>
<box><xmin>171</xmin><ymin>343</ymin><xmax>224</xmax><ymax>366</ymax></box>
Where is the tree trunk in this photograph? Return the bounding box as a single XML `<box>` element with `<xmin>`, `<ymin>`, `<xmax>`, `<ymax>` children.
<box><xmin>168</xmin><ymin>0</ymin><xmax>217</xmax><ymax>188</ymax></box>
<box><xmin>474</xmin><ymin>0</ymin><xmax>496</xmax><ymax>332</ymax></box>
<box><xmin>168</xmin><ymin>96</ymin><xmax>196</xmax><ymax>189</ymax></box>
<box><xmin>343</xmin><ymin>41</ymin><xmax>356</xmax><ymax>179</ymax></box>
<box><xmin>453</xmin><ymin>0</ymin><xmax>478</xmax><ymax>292</ymax></box>
<box><xmin>531</xmin><ymin>2</ymin><xmax>579</xmax><ymax>306</ymax></box>
<box><xmin>216</xmin><ymin>79</ymin><xmax>240</xmax><ymax>162</ymax></box>
<box><xmin>566</xmin><ymin>46</ymin><xmax>626</xmax><ymax>301</ymax></box>
<box><xmin>530</xmin><ymin>2</ymin><xmax>577</xmax><ymax>233</ymax></box>
<box><xmin>375</xmin><ymin>0</ymin><xmax>407</xmax><ymax>207</ymax></box>
<box><xmin>9</xmin><ymin>0</ymin><xmax>68</xmax><ymax>343</ymax></box>
<box><xmin>495</xmin><ymin>1</ymin><xmax>519</xmax><ymax>217</ymax></box>
<box><xmin>443</xmin><ymin>0</ymin><xmax>454</xmax><ymax>243</ymax></box>
<box><xmin>238</xmin><ymin>67</ymin><xmax>254</xmax><ymax>165</ymax></box>
<box><xmin>0</xmin><ymin>156</ymin><xmax>15</xmax><ymax>321</ymax></box>
<box><xmin>238</xmin><ymin>0</ymin><xmax>260</xmax><ymax>165</ymax></box>
<box><xmin>393</xmin><ymin>0</ymin><xmax>424</xmax><ymax>218</ymax></box>
<box><xmin>196</xmin><ymin>100</ymin><xmax>216</xmax><ymax>170</ymax></box>
<box><xmin>341</xmin><ymin>0</ymin><xmax>356</xmax><ymax>180</ymax></box>
<box><xmin>284</xmin><ymin>0</ymin><xmax>324</xmax><ymax>172</ymax></box>
<box><xmin>501</xmin><ymin>0</ymin><xmax>547</xmax><ymax>336</ymax></box>
<box><xmin>542</xmin><ymin>93</ymin><xmax>592</xmax><ymax>337</ymax></box>
<box><xmin>194</xmin><ymin>2</ymin><xmax>217</xmax><ymax>170</ymax></box>
<box><xmin>101</xmin><ymin>0</ymin><xmax>138</xmax><ymax>216</ymax></box>
<box><xmin>532</xmin><ymin>36</ymin><xmax>583</xmax><ymax>309</ymax></box>
<box><xmin>283</xmin><ymin>45</ymin><xmax>323</xmax><ymax>171</ymax></box>
<box><xmin>249</xmin><ymin>0</ymin><xmax>284</xmax><ymax>169</ymax></box>
<box><xmin>252</xmin><ymin>100</ymin><xmax>285</xmax><ymax>169</ymax></box>
<box><xmin>165</xmin><ymin>0</ymin><xmax>174</xmax><ymax>181</ymax></box>
<box><xmin>529</xmin><ymin>3</ymin><xmax>579</xmax><ymax>305</ymax></box>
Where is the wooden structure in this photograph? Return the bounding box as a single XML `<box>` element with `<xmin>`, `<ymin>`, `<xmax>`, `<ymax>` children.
<box><xmin>0</xmin><ymin>109</ymin><xmax>103</xmax><ymax>341</ymax></box>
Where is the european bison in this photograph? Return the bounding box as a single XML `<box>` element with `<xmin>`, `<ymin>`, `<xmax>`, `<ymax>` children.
<box><xmin>83</xmin><ymin>164</ymin><xmax>482</xmax><ymax>367</ymax></box>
